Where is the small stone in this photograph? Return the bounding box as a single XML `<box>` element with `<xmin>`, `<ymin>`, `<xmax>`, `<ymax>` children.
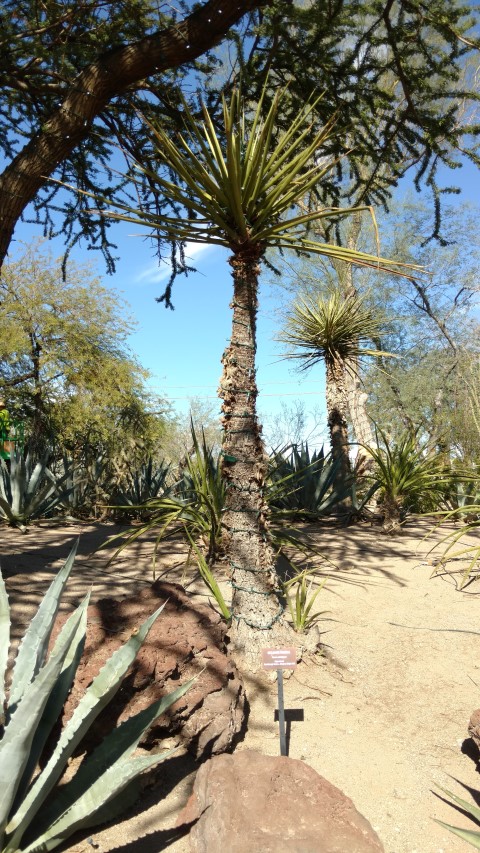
<box><xmin>468</xmin><ymin>708</ymin><xmax>480</xmax><ymax>753</ymax></box>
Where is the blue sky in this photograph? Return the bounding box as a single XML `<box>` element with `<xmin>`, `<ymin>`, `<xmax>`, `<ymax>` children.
<box><xmin>104</xmin><ymin>231</ymin><xmax>327</xmax><ymax>434</ymax></box>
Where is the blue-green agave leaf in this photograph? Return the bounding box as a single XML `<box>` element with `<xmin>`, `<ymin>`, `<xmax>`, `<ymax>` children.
<box><xmin>32</xmin><ymin>676</ymin><xmax>196</xmax><ymax>838</ymax></box>
<box><xmin>435</xmin><ymin>784</ymin><xmax>480</xmax><ymax>823</ymax></box>
<box><xmin>433</xmin><ymin>819</ymin><xmax>480</xmax><ymax>847</ymax></box>
<box><xmin>8</xmin><ymin>541</ymin><xmax>79</xmax><ymax>712</ymax></box>
<box><xmin>22</xmin><ymin>749</ymin><xmax>177</xmax><ymax>853</ymax></box>
<box><xmin>12</xmin><ymin>597</ymin><xmax>89</xmax><ymax>809</ymax></box>
<box><xmin>0</xmin><ymin>495</ymin><xmax>15</xmax><ymax>522</ymax></box>
<box><xmin>7</xmin><ymin>601</ymin><xmax>166</xmax><ymax>838</ymax></box>
<box><xmin>10</xmin><ymin>454</ymin><xmax>26</xmax><ymax>517</ymax></box>
<box><xmin>0</xmin><ymin>598</ymin><xmax>88</xmax><ymax>840</ymax></box>
<box><xmin>0</xmin><ymin>568</ymin><xmax>9</xmax><ymax>725</ymax></box>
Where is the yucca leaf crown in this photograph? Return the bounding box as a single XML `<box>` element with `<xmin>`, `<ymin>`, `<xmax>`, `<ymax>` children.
<box><xmin>279</xmin><ymin>289</ymin><xmax>394</xmax><ymax>371</ymax></box>
<box><xmin>68</xmin><ymin>81</ymin><xmax>422</xmax><ymax>281</ymax></box>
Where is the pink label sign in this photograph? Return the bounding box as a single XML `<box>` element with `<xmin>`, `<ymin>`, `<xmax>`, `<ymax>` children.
<box><xmin>261</xmin><ymin>647</ymin><xmax>297</xmax><ymax>670</ymax></box>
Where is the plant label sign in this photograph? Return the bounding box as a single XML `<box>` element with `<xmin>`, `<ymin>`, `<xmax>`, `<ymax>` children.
<box><xmin>261</xmin><ymin>647</ymin><xmax>297</xmax><ymax>671</ymax></box>
<box><xmin>262</xmin><ymin>648</ymin><xmax>297</xmax><ymax>756</ymax></box>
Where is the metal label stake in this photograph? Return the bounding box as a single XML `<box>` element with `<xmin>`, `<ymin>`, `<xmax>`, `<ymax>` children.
<box><xmin>261</xmin><ymin>647</ymin><xmax>297</xmax><ymax>756</ymax></box>
<box><xmin>276</xmin><ymin>667</ymin><xmax>287</xmax><ymax>756</ymax></box>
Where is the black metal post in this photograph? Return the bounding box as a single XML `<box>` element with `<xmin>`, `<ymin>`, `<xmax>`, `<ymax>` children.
<box><xmin>277</xmin><ymin>668</ymin><xmax>287</xmax><ymax>756</ymax></box>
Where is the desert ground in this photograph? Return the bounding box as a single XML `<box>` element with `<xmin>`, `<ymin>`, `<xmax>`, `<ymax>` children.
<box><xmin>2</xmin><ymin>515</ymin><xmax>480</xmax><ymax>853</ymax></box>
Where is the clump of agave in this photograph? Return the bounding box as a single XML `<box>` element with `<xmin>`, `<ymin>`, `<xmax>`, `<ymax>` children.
<box><xmin>0</xmin><ymin>542</ymin><xmax>194</xmax><ymax>853</ymax></box>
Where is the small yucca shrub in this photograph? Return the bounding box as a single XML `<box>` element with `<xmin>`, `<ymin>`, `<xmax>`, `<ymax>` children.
<box><xmin>0</xmin><ymin>542</ymin><xmax>194</xmax><ymax>853</ymax></box>
<box><xmin>363</xmin><ymin>428</ymin><xmax>453</xmax><ymax>530</ymax></box>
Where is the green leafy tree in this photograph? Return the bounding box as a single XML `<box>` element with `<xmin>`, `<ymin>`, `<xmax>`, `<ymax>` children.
<box><xmin>0</xmin><ymin>0</ymin><xmax>261</xmax><ymax>269</ymax></box>
<box><xmin>0</xmin><ymin>240</ymin><xmax>166</xmax><ymax>456</ymax></box>
<box><xmin>74</xmin><ymin>85</ymin><xmax>419</xmax><ymax>663</ymax></box>
<box><xmin>360</xmin><ymin>199</ymin><xmax>480</xmax><ymax>457</ymax></box>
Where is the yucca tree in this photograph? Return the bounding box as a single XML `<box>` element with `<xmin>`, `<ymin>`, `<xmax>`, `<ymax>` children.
<box><xmin>279</xmin><ymin>289</ymin><xmax>391</xmax><ymax>504</ymax></box>
<box><xmin>68</xmin><ymin>84</ymin><xmax>419</xmax><ymax>663</ymax></box>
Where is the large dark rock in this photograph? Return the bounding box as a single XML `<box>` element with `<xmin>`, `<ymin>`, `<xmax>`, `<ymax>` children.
<box><xmin>178</xmin><ymin>749</ymin><xmax>385</xmax><ymax>852</ymax></box>
<box><xmin>53</xmin><ymin>582</ymin><xmax>246</xmax><ymax>761</ymax></box>
<box><xmin>468</xmin><ymin>708</ymin><xmax>480</xmax><ymax>753</ymax></box>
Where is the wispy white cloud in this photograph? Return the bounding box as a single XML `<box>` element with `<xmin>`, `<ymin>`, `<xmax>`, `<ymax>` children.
<box><xmin>135</xmin><ymin>241</ymin><xmax>214</xmax><ymax>284</ymax></box>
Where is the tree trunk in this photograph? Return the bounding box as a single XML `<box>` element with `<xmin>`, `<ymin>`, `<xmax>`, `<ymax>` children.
<box><xmin>219</xmin><ymin>250</ymin><xmax>291</xmax><ymax>665</ymax></box>
<box><xmin>346</xmin><ymin>364</ymin><xmax>375</xmax><ymax>470</ymax></box>
<box><xmin>381</xmin><ymin>493</ymin><xmax>404</xmax><ymax>533</ymax></box>
<box><xmin>325</xmin><ymin>355</ymin><xmax>352</xmax><ymax>509</ymax></box>
<box><xmin>331</xmin><ymin>213</ymin><xmax>375</xmax><ymax>470</ymax></box>
<box><xmin>29</xmin><ymin>336</ymin><xmax>46</xmax><ymax>454</ymax></box>
<box><xmin>0</xmin><ymin>0</ymin><xmax>263</xmax><ymax>270</ymax></box>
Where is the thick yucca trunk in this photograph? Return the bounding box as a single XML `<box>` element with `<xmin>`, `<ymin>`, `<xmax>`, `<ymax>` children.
<box><xmin>219</xmin><ymin>251</ymin><xmax>286</xmax><ymax>662</ymax></box>
<box><xmin>325</xmin><ymin>355</ymin><xmax>352</xmax><ymax>508</ymax></box>
<box><xmin>381</xmin><ymin>493</ymin><xmax>403</xmax><ymax>532</ymax></box>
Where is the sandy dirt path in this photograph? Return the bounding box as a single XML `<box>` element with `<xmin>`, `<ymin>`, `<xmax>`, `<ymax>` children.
<box><xmin>2</xmin><ymin>517</ymin><xmax>480</xmax><ymax>852</ymax></box>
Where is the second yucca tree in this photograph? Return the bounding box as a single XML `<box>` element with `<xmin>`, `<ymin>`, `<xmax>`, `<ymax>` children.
<box><xmin>279</xmin><ymin>289</ymin><xmax>392</xmax><ymax>505</ymax></box>
<box><xmin>83</xmin><ymin>85</ymin><xmax>418</xmax><ymax>663</ymax></box>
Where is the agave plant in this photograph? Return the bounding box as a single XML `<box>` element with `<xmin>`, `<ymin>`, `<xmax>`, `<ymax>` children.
<box><xmin>0</xmin><ymin>448</ymin><xmax>75</xmax><ymax>528</ymax></box>
<box><xmin>112</xmin><ymin>457</ymin><xmax>172</xmax><ymax>518</ymax></box>
<box><xmin>0</xmin><ymin>543</ymin><xmax>194</xmax><ymax>853</ymax></box>
<box><xmin>267</xmin><ymin>442</ymin><xmax>350</xmax><ymax>520</ymax></box>
<box><xmin>59</xmin><ymin>79</ymin><xmax>421</xmax><ymax>656</ymax></box>
<box><xmin>107</xmin><ymin>424</ymin><xmax>225</xmax><ymax>573</ymax></box>
<box><xmin>57</xmin><ymin>452</ymin><xmax>110</xmax><ymax>519</ymax></box>
<box><xmin>278</xmin><ymin>288</ymin><xmax>393</xmax><ymax>503</ymax></box>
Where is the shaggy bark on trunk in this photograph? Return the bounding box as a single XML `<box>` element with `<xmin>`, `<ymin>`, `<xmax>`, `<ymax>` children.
<box><xmin>219</xmin><ymin>251</ymin><xmax>290</xmax><ymax>663</ymax></box>
<box><xmin>381</xmin><ymin>494</ymin><xmax>404</xmax><ymax>532</ymax></box>
<box><xmin>325</xmin><ymin>355</ymin><xmax>352</xmax><ymax>509</ymax></box>
<box><xmin>346</xmin><ymin>365</ymin><xmax>375</xmax><ymax>469</ymax></box>
<box><xmin>335</xmin><ymin>214</ymin><xmax>375</xmax><ymax>469</ymax></box>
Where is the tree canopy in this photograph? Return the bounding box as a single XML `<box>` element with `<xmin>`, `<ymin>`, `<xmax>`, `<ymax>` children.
<box><xmin>270</xmin><ymin>197</ymin><xmax>480</xmax><ymax>461</ymax></box>
<box><xmin>0</xmin><ymin>240</ymin><xmax>167</xmax><ymax>453</ymax></box>
<box><xmin>0</xmin><ymin>0</ymin><xmax>478</xmax><ymax>282</ymax></box>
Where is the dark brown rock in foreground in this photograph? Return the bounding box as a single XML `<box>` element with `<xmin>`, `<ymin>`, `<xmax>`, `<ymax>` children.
<box><xmin>468</xmin><ymin>708</ymin><xmax>480</xmax><ymax>753</ymax></box>
<box><xmin>178</xmin><ymin>749</ymin><xmax>385</xmax><ymax>852</ymax></box>
<box><xmin>53</xmin><ymin>581</ymin><xmax>246</xmax><ymax>761</ymax></box>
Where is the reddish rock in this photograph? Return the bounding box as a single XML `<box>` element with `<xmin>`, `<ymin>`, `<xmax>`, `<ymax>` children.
<box><xmin>52</xmin><ymin>582</ymin><xmax>246</xmax><ymax>760</ymax></box>
<box><xmin>468</xmin><ymin>708</ymin><xmax>480</xmax><ymax>752</ymax></box>
<box><xmin>178</xmin><ymin>750</ymin><xmax>384</xmax><ymax>853</ymax></box>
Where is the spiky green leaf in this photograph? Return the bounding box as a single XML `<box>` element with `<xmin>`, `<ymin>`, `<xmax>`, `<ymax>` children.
<box><xmin>0</xmin><ymin>597</ymin><xmax>88</xmax><ymax>839</ymax></box>
<box><xmin>52</xmin><ymin>80</ymin><xmax>424</xmax><ymax>284</ymax></box>
<box><xmin>21</xmin><ymin>750</ymin><xmax>175</xmax><ymax>853</ymax></box>
<box><xmin>433</xmin><ymin>820</ymin><xmax>480</xmax><ymax>848</ymax></box>
<box><xmin>8</xmin><ymin>541</ymin><xmax>79</xmax><ymax>712</ymax></box>
<box><xmin>6</xmin><ymin>601</ymin><xmax>166</xmax><ymax>839</ymax></box>
<box><xmin>18</xmin><ymin>677</ymin><xmax>196</xmax><ymax>852</ymax></box>
<box><xmin>12</xmin><ymin>600</ymin><xmax>89</xmax><ymax>809</ymax></box>
<box><xmin>0</xmin><ymin>570</ymin><xmax>10</xmax><ymax>726</ymax></box>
